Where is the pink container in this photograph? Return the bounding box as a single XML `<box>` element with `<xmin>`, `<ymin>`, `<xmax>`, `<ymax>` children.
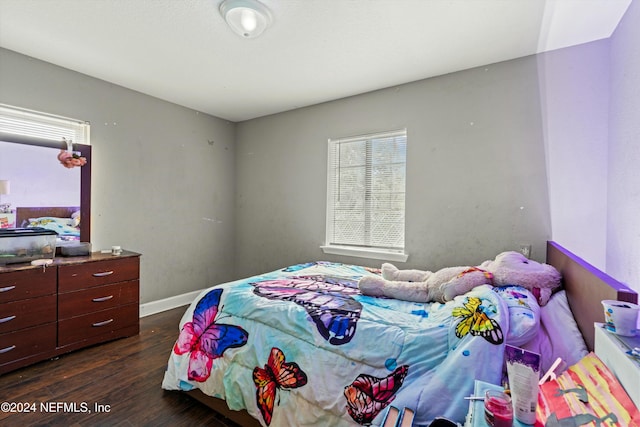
<box><xmin>484</xmin><ymin>389</ymin><xmax>513</xmax><ymax>427</ymax></box>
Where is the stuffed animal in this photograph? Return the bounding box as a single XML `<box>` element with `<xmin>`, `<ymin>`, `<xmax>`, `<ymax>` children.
<box><xmin>57</xmin><ymin>149</ymin><xmax>87</xmax><ymax>169</ymax></box>
<box><xmin>358</xmin><ymin>251</ymin><xmax>561</xmax><ymax>305</ymax></box>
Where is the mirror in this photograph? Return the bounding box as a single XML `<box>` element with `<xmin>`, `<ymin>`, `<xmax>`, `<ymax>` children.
<box><xmin>0</xmin><ymin>138</ymin><xmax>91</xmax><ymax>242</ymax></box>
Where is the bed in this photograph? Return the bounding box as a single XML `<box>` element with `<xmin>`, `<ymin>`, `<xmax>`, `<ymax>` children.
<box><xmin>162</xmin><ymin>241</ymin><xmax>638</xmax><ymax>427</ymax></box>
<box><xmin>16</xmin><ymin>206</ymin><xmax>81</xmax><ymax>241</ymax></box>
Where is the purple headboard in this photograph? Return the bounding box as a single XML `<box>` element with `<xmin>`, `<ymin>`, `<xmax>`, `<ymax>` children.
<box><xmin>546</xmin><ymin>240</ymin><xmax>637</xmax><ymax>351</ymax></box>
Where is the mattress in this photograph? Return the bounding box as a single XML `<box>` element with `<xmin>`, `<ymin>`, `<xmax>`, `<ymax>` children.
<box><xmin>162</xmin><ymin>261</ymin><xmax>544</xmax><ymax>426</ymax></box>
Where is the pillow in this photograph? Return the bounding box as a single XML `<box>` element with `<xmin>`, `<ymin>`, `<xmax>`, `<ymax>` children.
<box><xmin>28</xmin><ymin>216</ymin><xmax>80</xmax><ymax>236</ymax></box>
<box><xmin>522</xmin><ymin>290</ymin><xmax>588</xmax><ymax>374</ymax></box>
<box><xmin>71</xmin><ymin>210</ymin><xmax>81</xmax><ymax>227</ymax></box>
<box><xmin>494</xmin><ymin>285</ymin><xmax>541</xmax><ymax>347</ymax></box>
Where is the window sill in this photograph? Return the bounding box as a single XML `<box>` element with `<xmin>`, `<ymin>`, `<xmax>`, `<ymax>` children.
<box><xmin>320</xmin><ymin>245</ymin><xmax>408</xmax><ymax>262</ymax></box>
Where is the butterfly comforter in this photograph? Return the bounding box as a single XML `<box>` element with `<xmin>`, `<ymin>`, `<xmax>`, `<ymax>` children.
<box><xmin>162</xmin><ymin>261</ymin><xmax>515</xmax><ymax>427</ymax></box>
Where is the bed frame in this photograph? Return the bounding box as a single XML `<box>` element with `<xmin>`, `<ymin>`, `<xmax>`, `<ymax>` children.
<box><xmin>15</xmin><ymin>206</ymin><xmax>80</xmax><ymax>228</ymax></box>
<box><xmin>546</xmin><ymin>240</ymin><xmax>637</xmax><ymax>351</ymax></box>
<box><xmin>183</xmin><ymin>240</ymin><xmax>638</xmax><ymax>426</ymax></box>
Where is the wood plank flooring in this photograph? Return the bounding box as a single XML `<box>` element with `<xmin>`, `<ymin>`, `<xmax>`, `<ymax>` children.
<box><xmin>0</xmin><ymin>307</ymin><xmax>245</xmax><ymax>427</ymax></box>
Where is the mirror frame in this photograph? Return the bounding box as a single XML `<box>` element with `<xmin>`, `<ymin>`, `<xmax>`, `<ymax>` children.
<box><xmin>0</xmin><ymin>132</ymin><xmax>91</xmax><ymax>242</ymax></box>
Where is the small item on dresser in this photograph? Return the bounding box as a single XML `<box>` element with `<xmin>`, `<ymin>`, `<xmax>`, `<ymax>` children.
<box><xmin>60</xmin><ymin>241</ymin><xmax>92</xmax><ymax>257</ymax></box>
<box><xmin>31</xmin><ymin>257</ymin><xmax>53</xmax><ymax>271</ymax></box>
<box><xmin>484</xmin><ymin>389</ymin><xmax>513</xmax><ymax>427</ymax></box>
<box><xmin>111</xmin><ymin>245</ymin><xmax>122</xmax><ymax>256</ymax></box>
<box><xmin>602</xmin><ymin>299</ymin><xmax>640</xmax><ymax>336</ymax></box>
<box><xmin>0</xmin><ymin>227</ymin><xmax>57</xmax><ymax>265</ymax></box>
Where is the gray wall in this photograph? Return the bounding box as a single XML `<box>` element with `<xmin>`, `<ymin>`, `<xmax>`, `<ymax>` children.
<box><xmin>0</xmin><ymin>48</ymin><xmax>238</xmax><ymax>303</ymax></box>
<box><xmin>236</xmin><ymin>24</ymin><xmax>640</xmax><ymax>298</ymax></box>
<box><xmin>235</xmin><ymin>55</ymin><xmax>553</xmax><ymax>277</ymax></box>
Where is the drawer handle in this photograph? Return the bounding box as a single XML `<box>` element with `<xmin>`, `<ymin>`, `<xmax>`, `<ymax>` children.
<box><xmin>0</xmin><ymin>345</ymin><xmax>16</xmax><ymax>354</ymax></box>
<box><xmin>92</xmin><ymin>319</ymin><xmax>114</xmax><ymax>327</ymax></box>
<box><xmin>93</xmin><ymin>271</ymin><xmax>114</xmax><ymax>277</ymax></box>
<box><xmin>0</xmin><ymin>315</ymin><xmax>16</xmax><ymax>324</ymax></box>
<box><xmin>92</xmin><ymin>295</ymin><xmax>114</xmax><ymax>302</ymax></box>
<box><xmin>0</xmin><ymin>285</ymin><xmax>16</xmax><ymax>293</ymax></box>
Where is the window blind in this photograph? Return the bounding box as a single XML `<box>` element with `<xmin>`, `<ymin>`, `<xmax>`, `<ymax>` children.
<box><xmin>326</xmin><ymin>129</ymin><xmax>407</xmax><ymax>252</ymax></box>
<box><xmin>0</xmin><ymin>104</ymin><xmax>90</xmax><ymax>146</ymax></box>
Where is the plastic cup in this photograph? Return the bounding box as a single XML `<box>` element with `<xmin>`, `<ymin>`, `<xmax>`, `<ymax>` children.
<box><xmin>484</xmin><ymin>389</ymin><xmax>513</xmax><ymax>427</ymax></box>
<box><xmin>602</xmin><ymin>300</ymin><xmax>640</xmax><ymax>336</ymax></box>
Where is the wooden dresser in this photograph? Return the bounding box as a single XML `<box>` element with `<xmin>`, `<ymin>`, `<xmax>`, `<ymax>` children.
<box><xmin>0</xmin><ymin>250</ymin><xmax>140</xmax><ymax>375</ymax></box>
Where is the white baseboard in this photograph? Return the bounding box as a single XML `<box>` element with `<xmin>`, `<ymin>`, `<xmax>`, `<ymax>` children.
<box><xmin>139</xmin><ymin>289</ymin><xmax>205</xmax><ymax>318</ymax></box>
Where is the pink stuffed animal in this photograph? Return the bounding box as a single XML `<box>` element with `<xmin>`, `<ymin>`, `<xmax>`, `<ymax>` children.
<box><xmin>358</xmin><ymin>251</ymin><xmax>561</xmax><ymax>305</ymax></box>
<box><xmin>57</xmin><ymin>149</ymin><xmax>87</xmax><ymax>168</ymax></box>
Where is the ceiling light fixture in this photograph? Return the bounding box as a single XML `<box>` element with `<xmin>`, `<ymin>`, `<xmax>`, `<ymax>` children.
<box><xmin>220</xmin><ymin>0</ymin><xmax>272</xmax><ymax>39</ymax></box>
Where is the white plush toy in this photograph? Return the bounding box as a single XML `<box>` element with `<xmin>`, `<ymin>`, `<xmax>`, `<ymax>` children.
<box><xmin>358</xmin><ymin>251</ymin><xmax>561</xmax><ymax>305</ymax></box>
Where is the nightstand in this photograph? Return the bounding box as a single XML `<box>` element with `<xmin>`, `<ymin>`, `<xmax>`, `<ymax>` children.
<box><xmin>594</xmin><ymin>322</ymin><xmax>640</xmax><ymax>408</ymax></box>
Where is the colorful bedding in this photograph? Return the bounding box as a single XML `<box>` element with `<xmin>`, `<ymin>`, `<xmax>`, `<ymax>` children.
<box><xmin>162</xmin><ymin>261</ymin><xmax>522</xmax><ymax>426</ymax></box>
<box><xmin>25</xmin><ymin>215</ymin><xmax>80</xmax><ymax>240</ymax></box>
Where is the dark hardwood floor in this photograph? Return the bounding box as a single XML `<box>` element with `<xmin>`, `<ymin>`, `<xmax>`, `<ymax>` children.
<box><xmin>0</xmin><ymin>307</ymin><xmax>245</xmax><ymax>427</ymax></box>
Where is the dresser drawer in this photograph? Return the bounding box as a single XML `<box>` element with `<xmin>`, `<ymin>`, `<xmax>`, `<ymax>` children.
<box><xmin>0</xmin><ymin>267</ymin><xmax>56</xmax><ymax>303</ymax></box>
<box><xmin>0</xmin><ymin>294</ymin><xmax>57</xmax><ymax>334</ymax></box>
<box><xmin>58</xmin><ymin>280</ymin><xmax>139</xmax><ymax>319</ymax></box>
<box><xmin>0</xmin><ymin>323</ymin><xmax>57</xmax><ymax>367</ymax></box>
<box><xmin>58</xmin><ymin>256</ymin><xmax>139</xmax><ymax>292</ymax></box>
<box><xmin>58</xmin><ymin>303</ymin><xmax>139</xmax><ymax>347</ymax></box>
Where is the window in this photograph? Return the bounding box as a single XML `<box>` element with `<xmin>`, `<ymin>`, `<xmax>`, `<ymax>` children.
<box><xmin>0</xmin><ymin>104</ymin><xmax>90</xmax><ymax>146</ymax></box>
<box><xmin>323</xmin><ymin>129</ymin><xmax>408</xmax><ymax>261</ymax></box>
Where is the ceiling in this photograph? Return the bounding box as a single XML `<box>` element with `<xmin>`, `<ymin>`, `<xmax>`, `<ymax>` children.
<box><xmin>0</xmin><ymin>0</ymin><xmax>631</xmax><ymax>122</ymax></box>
